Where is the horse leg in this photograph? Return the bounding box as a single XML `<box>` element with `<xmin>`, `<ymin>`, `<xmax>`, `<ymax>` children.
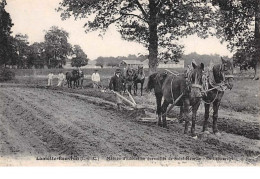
<box><xmin>161</xmin><ymin>100</ymin><xmax>170</xmax><ymax>128</ymax></box>
<box><xmin>212</xmin><ymin>100</ymin><xmax>221</xmax><ymax>135</ymax></box>
<box><xmin>183</xmin><ymin>99</ymin><xmax>190</xmax><ymax>134</ymax></box>
<box><xmin>123</xmin><ymin>84</ymin><xmax>126</xmax><ymax>94</ymax></box>
<box><xmin>179</xmin><ymin>105</ymin><xmax>184</xmax><ymax>123</ymax></box>
<box><xmin>202</xmin><ymin>103</ymin><xmax>210</xmax><ymax>133</ymax></box>
<box><xmin>134</xmin><ymin>83</ymin><xmax>137</xmax><ymax>95</ymax></box>
<box><xmin>155</xmin><ymin>93</ymin><xmax>163</xmax><ymax>127</ymax></box>
<box><xmin>81</xmin><ymin>79</ymin><xmax>84</xmax><ymax>89</ymax></box>
<box><xmin>76</xmin><ymin>79</ymin><xmax>79</xmax><ymax>88</ymax></box>
<box><xmin>191</xmin><ymin>100</ymin><xmax>200</xmax><ymax>137</ymax></box>
<box><xmin>128</xmin><ymin>84</ymin><xmax>132</xmax><ymax>94</ymax></box>
<box><xmin>140</xmin><ymin>82</ymin><xmax>143</xmax><ymax>96</ymax></box>
<box><xmin>73</xmin><ymin>80</ymin><xmax>77</xmax><ymax>89</ymax></box>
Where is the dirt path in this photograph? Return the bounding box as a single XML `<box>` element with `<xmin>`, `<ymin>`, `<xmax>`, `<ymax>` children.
<box><xmin>0</xmin><ymin>85</ymin><xmax>260</xmax><ymax>165</ymax></box>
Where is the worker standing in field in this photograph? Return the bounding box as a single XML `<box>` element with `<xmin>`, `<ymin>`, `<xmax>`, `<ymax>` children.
<box><xmin>47</xmin><ymin>72</ymin><xmax>54</xmax><ymax>86</ymax></box>
<box><xmin>109</xmin><ymin>68</ymin><xmax>124</xmax><ymax>110</ymax></box>
<box><xmin>57</xmin><ymin>71</ymin><xmax>65</xmax><ymax>87</ymax></box>
<box><xmin>91</xmin><ymin>69</ymin><xmax>101</xmax><ymax>88</ymax></box>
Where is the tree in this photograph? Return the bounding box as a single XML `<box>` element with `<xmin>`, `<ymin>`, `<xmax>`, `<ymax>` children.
<box><xmin>44</xmin><ymin>26</ymin><xmax>72</xmax><ymax>68</ymax></box>
<box><xmin>95</xmin><ymin>57</ymin><xmax>105</xmax><ymax>68</ymax></box>
<box><xmin>13</xmin><ymin>33</ymin><xmax>30</xmax><ymax>68</ymax></box>
<box><xmin>27</xmin><ymin>42</ymin><xmax>46</xmax><ymax>68</ymax></box>
<box><xmin>0</xmin><ymin>0</ymin><xmax>14</xmax><ymax>66</ymax></box>
<box><xmin>212</xmin><ymin>0</ymin><xmax>260</xmax><ymax>79</ymax></box>
<box><xmin>71</xmin><ymin>45</ymin><xmax>89</xmax><ymax>67</ymax></box>
<box><xmin>58</xmin><ymin>0</ymin><xmax>214</xmax><ymax>72</ymax></box>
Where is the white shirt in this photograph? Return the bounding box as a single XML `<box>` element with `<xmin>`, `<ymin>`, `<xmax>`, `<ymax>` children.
<box><xmin>48</xmin><ymin>73</ymin><xmax>54</xmax><ymax>79</ymax></box>
<box><xmin>58</xmin><ymin>73</ymin><xmax>65</xmax><ymax>80</ymax></box>
<box><xmin>91</xmin><ymin>72</ymin><xmax>100</xmax><ymax>82</ymax></box>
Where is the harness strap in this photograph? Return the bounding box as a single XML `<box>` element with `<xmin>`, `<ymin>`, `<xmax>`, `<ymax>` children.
<box><xmin>202</xmin><ymin>90</ymin><xmax>219</xmax><ymax>105</ymax></box>
<box><xmin>155</xmin><ymin>73</ymin><xmax>162</xmax><ymax>89</ymax></box>
<box><xmin>191</xmin><ymin>84</ymin><xmax>202</xmax><ymax>89</ymax></box>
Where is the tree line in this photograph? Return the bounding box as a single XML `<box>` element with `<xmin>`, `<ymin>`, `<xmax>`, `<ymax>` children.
<box><xmin>0</xmin><ymin>1</ymin><xmax>88</xmax><ymax>69</ymax></box>
<box><xmin>95</xmin><ymin>54</ymin><xmax>148</xmax><ymax>68</ymax></box>
<box><xmin>1</xmin><ymin>0</ymin><xmax>260</xmax><ymax>79</ymax></box>
<box><xmin>94</xmin><ymin>52</ymin><xmax>231</xmax><ymax>68</ymax></box>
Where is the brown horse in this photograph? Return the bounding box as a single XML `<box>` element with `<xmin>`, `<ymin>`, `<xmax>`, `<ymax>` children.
<box><xmin>123</xmin><ymin>67</ymin><xmax>135</xmax><ymax>94</ymax></box>
<box><xmin>66</xmin><ymin>69</ymin><xmax>80</xmax><ymax>88</ymax></box>
<box><xmin>133</xmin><ymin>66</ymin><xmax>145</xmax><ymax>96</ymax></box>
<box><xmin>202</xmin><ymin>57</ymin><xmax>234</xmax><ymax>136</ymax></box>
<box><xmin>147</xmin><ymin>62</ymin><xmax>204</xmax><ymax>137</ymax></box>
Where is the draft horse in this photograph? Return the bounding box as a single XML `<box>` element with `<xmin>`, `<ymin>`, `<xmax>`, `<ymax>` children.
<box><xmin>202</xmin><ymin>57</ymin><xmax>234</xmax><ymax>135</ymax></box>
<box><xmin>133</xmin><ymin>66</ymin><xmax>145</xmax><ymax>96</ymax></box>
<box><xmin>147</xmin><ymin>62</ymin><xmax>205</xmax><ymax>137</ymax></box>
<box><xmin>77</xmin><ymin>70</ymin><xmax>84</xmax><ymax>88</ymax></box>
<box><xmin>123</xmin><ymin>68</ymin><xmax>135</xmax><ymax>94</ymax></box>
<box><xmin>65</xmin><ymin>69</ymin><xmax>80</xmax><ymax>88</ymax></box>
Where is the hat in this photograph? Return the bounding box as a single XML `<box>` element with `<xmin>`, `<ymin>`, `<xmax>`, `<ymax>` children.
<box><xmin>115</xmin><ymin>68</ymin><xmax>121</xmax><ymax>73</ymax></box>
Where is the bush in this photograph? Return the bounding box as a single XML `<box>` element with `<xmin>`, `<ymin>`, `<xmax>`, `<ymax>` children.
<box><xmin>0</xmin><ymin>68</ymin><xmax>15</xmax><ymax>82</ymax></box>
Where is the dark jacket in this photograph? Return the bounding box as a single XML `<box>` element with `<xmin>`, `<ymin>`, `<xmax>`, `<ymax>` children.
<box><xmin>109</xmin><ymin>74</ymin><xmax>124</xmax><ymax>92</ymax></box>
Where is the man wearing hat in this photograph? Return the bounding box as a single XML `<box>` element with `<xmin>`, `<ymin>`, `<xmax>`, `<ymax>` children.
<box><xmin>91</xmin><ymin>69</ymin><xmax>100</xmax><ymax>88</ymax></box>
<box><xmin>109</xmin><ymin>68</ymin><xmax>124</xmax><ymax>110</ymax></box>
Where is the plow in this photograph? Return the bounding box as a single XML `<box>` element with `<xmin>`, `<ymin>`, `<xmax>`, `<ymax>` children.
<box><xmin>111</xmin><ymin>90</ymin><xmax>143</xmax><ymax>110</ymax></box>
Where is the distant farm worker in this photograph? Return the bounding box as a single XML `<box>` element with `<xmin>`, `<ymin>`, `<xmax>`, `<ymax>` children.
<box><xmin>109</xmin><ymin>68</ymin><xmax>124</xmax><ymax>110</ymax></box>
<box><xmin>57</xmin><ymin>71</ymin><xmax>65</xmax><ymax>87</ymax></box>
<box><xmin>91</xmin><ymin>69</ymin><xmax>101</xmax><ymax>88</ymax></box>
<box><xmin>47</xmin><ymin>72</ymin><xmax>54</xmax><ymax>86</ymax></box>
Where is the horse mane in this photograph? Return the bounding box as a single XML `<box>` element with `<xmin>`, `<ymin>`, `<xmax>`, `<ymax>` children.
<box><xmin>212</xmin><ymin>64</ymin><xmax>224</xmax><ymax>84</ymax></box>
<box><xmin>147</xmin><ymin>72</ymin><xmax>167</xmax><ymax>91</ymax></box>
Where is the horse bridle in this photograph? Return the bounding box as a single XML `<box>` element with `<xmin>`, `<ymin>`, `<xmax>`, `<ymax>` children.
<box><xmin>190</xmin><ymin>72</ymin><xmax>203</xmax><ymax>90</ymax></box>
<box><xmin>221</xmin><ymin>63</ymin><xmax>234</xmax><ymax>86</ymax></box>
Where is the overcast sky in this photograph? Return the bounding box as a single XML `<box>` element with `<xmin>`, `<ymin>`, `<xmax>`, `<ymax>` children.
<box><xmin>6</xmin><ymin>0</ymin><xmax>233</xmax><ymax>60</ymax></box>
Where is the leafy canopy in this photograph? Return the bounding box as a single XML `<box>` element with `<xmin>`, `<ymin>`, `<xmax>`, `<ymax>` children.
<box><xmin>58</xmin><ymin>0</ymin><xmax>215</xmax><ymax>62</ymax></box>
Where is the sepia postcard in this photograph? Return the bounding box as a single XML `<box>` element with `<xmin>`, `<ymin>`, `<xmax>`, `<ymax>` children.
<box><xmin>0</xmin><ymin>0</ymin><xmax>259</xmax><ymax>167</ymax></box>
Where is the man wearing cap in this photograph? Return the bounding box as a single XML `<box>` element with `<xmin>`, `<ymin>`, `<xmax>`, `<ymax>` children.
<box><xmin>91</xmin><ymin>69</ymin><xmax>100</xmax><ymax>88</ymax></box>
<box><xmin>109</xmin><ymin>68</ymin><xmax>124</xmax><ymax>110</ymax></box>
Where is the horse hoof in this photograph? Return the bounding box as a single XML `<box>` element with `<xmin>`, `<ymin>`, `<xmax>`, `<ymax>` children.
<box><xmin>162</xmin><ymin>124</ymin><xmax>168</xmax><ymax>128</ymax></box>
<box><xmin>215</xmin><ymin>132</ymin><xmax>221</xmax><ymax>137</ymax></box>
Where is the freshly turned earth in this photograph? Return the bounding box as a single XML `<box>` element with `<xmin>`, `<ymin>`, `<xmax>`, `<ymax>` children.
<box><xmin>0</xmin><ymin>84</ymin><xmax>259</xmax><ymax>165</ymax></box>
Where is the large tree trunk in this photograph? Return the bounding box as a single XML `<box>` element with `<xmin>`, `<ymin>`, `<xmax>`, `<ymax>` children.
<box><xmin>254</xmin><ymin>0</ymin><xmax>260</xmax><ymax>80</ymax></box>
<box><xmin>148</xmin><ymin>0</ymin><xmax>158</xmax><ymax>74</ymax></box>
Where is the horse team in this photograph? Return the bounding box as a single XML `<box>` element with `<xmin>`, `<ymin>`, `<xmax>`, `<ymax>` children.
<box><xmin>65</xmin><ymin>57</ymin><xmax>234</xmax><ymax>138</ymax></box>
<box><xmin>65</xmin><ymin>69</ymin><xmax>84</xmax><ymax>88</ymax></box>
<box><xmin>65</xmin><ymin>66</ymin><xmax>146</xmax><ymax>96</ymax></box>
<box><xmin>146</xmin><ymin>57</ymin><xmax>234</xmax><ymax>138</ymax></box>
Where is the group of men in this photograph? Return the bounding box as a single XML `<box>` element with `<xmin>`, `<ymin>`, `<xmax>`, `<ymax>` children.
<box><xmin>47</xmin><ymin>72</ymin><xmax>66</xmax><ymax>87</ymax></box>
<box><xmin>47</xmin><ymin>69</ymin><xmax>101</xmax><ymax>88</ymax></box>
<box><xmin>46</xmin><ymin>68</ymin><xmax>124</xmax><ymax>110</ymax></box>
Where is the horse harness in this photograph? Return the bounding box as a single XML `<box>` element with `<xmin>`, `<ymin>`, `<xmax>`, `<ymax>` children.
<box><xmin>201</xmin><ymin>64</ymin><xmax>234</xmax><ymax>104</ymax></box>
